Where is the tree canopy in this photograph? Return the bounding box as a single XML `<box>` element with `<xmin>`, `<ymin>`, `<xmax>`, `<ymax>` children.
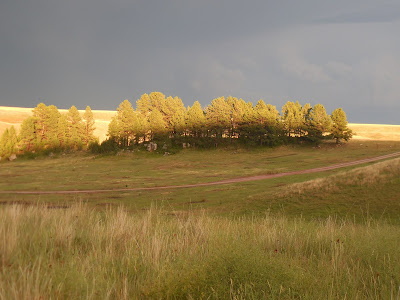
<box><xmin>1</xmin><ymin>93</ymin><xmax>353</xmax><ymax>159</ymax></box>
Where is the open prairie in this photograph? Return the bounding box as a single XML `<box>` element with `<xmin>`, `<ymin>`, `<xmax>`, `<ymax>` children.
<box><xmin>349</xmin><ymin>123</ymin><xmax>400</xmax><ymax>141</ymax></box>
<box><xmin>1</xmin><ymin>140</ymin><xmax>400</xmax><ymax>298</ymax></box>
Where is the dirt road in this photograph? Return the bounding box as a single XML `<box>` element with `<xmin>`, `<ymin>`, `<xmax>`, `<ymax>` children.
<box><xmin>1</xmin><ymin>152</ymin><xmax>399</xmax><ymax>195</ymax></box>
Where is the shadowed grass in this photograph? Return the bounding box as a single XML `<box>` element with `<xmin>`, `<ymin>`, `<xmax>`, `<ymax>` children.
<box><xmin>1</xmin><ymin>204</ymin><xmax>400</xmax><ymax>299</ymax></box>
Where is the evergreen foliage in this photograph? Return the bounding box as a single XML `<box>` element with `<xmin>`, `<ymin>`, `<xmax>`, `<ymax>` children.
<box><xmin>8</xmin><ymin>103</ymin><xmax>94</xmax><ymax>159</ymax></box>
<box><xmin>306</xmin><ymin>104</ymin><xmax>332</xmax><ymax>145</ymax></box>
<box><xmin>330</xmin><ymin>108</ymin><xmax>353</xmax><ymax>143</ymax></box>
<box><xmin>67</xmin><ymin>105</ymin><xmax>85</xmax><ymax>149</ymax></box>
<box><xmin>106</xmin><ymin>93</ymin><xmax>352</xmax><ymax>149</ymax></box>
<box><xmin>0</xmin><ymin>126</ymin><xmax>18</xmax><ymax>159</ymax></box>
<box><xmin>1</xmin><ymin>92</ymin><xmax>353</xmax><ymax>159</ymax></box>
<box><xmin>83</xmin><ymin>106</ymin><xmax>96</xmax><ymax>146</ymax></box>
<box><xmin>18</xmin><ymin>117</ymin><xmax>36</xmax><ymax>152</ymax></box>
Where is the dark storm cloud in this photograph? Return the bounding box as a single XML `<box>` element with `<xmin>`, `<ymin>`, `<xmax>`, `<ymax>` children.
<box><xmin>0</xmin><ymin>0</ymin><xmax>399</xmax><ymax>123</ymax></box>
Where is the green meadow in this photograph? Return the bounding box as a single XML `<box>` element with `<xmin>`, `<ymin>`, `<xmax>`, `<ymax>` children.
<box><xmin>1</xmin><ymin>140</ymin><xmax>400</xmax><ymax>299</ymax></box>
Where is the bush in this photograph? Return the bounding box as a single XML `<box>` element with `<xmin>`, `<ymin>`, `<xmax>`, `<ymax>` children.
<box><xmin>89</xmin><ymin>139</ymin><xmax>120</xmax><ymax>154</ymax></box>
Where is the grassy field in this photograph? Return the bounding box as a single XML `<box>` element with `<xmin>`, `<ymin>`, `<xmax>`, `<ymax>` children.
<box><xmin>1</xmin><ymin>140</ymin><xmax>400</xmax><ymax>220</ymax></box>
<box><xmin>1</xmin><ymin>139</ymin><xmax>400</xmax><ymax>298</ymax></box>
<box><xmin>1</xmin><ymin>204</ymin><xmax>399</xmax><ymax>299</ymax></box>
<box><xmin>349</xmin><ymin>123</ymin><xmax>400</xmax><ymax>141</ymax></box>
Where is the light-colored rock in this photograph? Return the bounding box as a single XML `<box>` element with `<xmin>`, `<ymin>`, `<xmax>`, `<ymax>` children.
<box><xmin>146</xmin><ymin>142</ymin><xmax>158</xmax><ymax>152</ymax></box>
<box><xmin>8</xmin><ymin>154</ymin><xmax>17</xmax><ymax>161</ymax></box>
<box><xmin>162</xmin><ymin>143</ymin><xmax>168</xmax><ymax>150</ymax></box>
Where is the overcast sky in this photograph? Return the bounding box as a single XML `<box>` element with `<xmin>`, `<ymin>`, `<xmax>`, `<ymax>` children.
<box><xmin>1</xmin><ymin>0</ymin><xmax>399</xmax><ymax>123</ymax></box>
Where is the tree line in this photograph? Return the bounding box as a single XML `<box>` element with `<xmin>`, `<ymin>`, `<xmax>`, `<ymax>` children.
<box><xmin>0</xmin><ymin>104</ymin><xmax>96</xmax><ymax>159</ymax></box>
<box><xmin>0</xmin><ymin>92</ymin><xmax>352</xmax><ymax>159</ymax></box>
<box><xmin>105</xmin><ymin>92</ymin><xmax>352</xmax><ymax>149</ymax></box>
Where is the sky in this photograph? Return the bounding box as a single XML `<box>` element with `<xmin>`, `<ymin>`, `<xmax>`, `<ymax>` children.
<box><xmin>0</xmin><ymin>0</ymin><xmax>399</xmax><ymax>124</ymax></box>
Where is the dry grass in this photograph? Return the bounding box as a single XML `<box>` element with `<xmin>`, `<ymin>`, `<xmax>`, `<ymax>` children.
<box><xmin>1</xmin><ymin>204</ymin><xmax>400</xmax><ymax>299</ymax></box>
<box><xmin>283</xmin><ymin>157</ymin><xmax>400</xmax><ymax>196</ymax></box>
<box><xmin>0</xmin><ymin>106</ymin><xmax>115</xmax><ymax>142</ymax></box>
<box><xmin>349</xmin><ymin>123</ymin><xmax>400</xmax><ymax>141</ymax></box>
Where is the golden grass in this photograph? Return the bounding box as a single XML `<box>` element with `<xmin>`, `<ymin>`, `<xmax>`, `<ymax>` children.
<box><xmin>284</xmin><ymin>157</ymin><xmax>400</xmax><ymax>196</ymax></box>
<box><xmin>0</xmin><ymin>106</ymin><xmax>115</xmax><ymax>142</ymax></box>
<box><xmin>349</xmin><ymin>123</ymin><xmax>400</xmax><ymax>141</ymax></box>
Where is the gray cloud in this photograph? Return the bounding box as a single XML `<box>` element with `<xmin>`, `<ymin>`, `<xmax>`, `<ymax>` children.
<box><xmin>0</xmin><ymin>0</ymin><xmax>399</xmax><ymax>123</ymax></box>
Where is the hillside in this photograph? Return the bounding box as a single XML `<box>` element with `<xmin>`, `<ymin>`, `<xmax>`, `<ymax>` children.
<box><xmin>1</xmin><ymin>106</ymin><xmax>400</xmax><ymax>142</ymax></box>
<box><xmin>0</xmin><ymin>106</ymin><xmax>115</xmax><ymax>142</ymax></box>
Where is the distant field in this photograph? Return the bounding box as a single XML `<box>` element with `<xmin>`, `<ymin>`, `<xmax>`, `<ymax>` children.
<box><xmin>348</xmin><ymin>123</ymin><xmax>400</xmax><ymax>141</ymax></box>
<box><xmin>0</xmin><ymin>106</ymin><xmax>115</xmax><ymax>142</ymax></box>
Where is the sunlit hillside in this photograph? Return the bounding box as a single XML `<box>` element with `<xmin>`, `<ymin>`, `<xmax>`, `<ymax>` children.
<box><xmin>1</xmin><ymin>106</ymin><xmax>400</xmax><ymax>142</ymax></box>
<box><xmin>0</xmin><ymin>106</ymin><xmax>115</xmax><ymax>142</ymax></box>
<box><xmin>348</xmin><ymin>123</ymin><xmax>400</xmax><ymax>141</ymax></box>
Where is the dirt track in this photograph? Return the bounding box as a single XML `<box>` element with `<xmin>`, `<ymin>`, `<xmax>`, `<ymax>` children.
<box><xmin>1</xmin><ymin>152</ymin><xmax>399</xmax><ymax>195</ymax></box>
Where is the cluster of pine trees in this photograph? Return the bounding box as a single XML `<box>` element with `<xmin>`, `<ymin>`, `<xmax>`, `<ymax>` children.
<box><xmin>0</xmin><ymin>92</ymin><xmax>353</xmax><ymax>159</ymax></box>
<box><xmin>0</xmin><ymin>103</ymin><xmax>97</xmax><ymax>159</ymax></box>
<box><xmin>107</xmin><ymin>92</ymin><xmax>352</xmax><ymax>148</ymax></box>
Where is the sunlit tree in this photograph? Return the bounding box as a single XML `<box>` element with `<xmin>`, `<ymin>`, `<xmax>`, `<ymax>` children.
<box><xmin>330</xmin><ymin>108</ymin><xmax>352</xmax><ymax>143</ymax></box>
<box><xmin>83</xmin><ymin>106</ymin><xmax>96</xmax><ymax>146</ymax></box>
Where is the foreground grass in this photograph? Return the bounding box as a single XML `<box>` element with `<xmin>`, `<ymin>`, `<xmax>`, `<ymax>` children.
<box><xmin>1</xmin><ymin>204</ymin><xmax>400</xmax><ymax>299</ymax></box>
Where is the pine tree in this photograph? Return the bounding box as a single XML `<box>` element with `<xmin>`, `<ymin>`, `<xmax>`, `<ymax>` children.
<box><xmin>107</xmin><ymin>116</ymin><xmax>121</xmax><ymax>142</ymax></box>
<box><xmin>330</xmin><ymin>108</ymin><xmax>352</xmax><ymax>143</ymax></box>
<box><xmin>307</xmin><ymin>104</ymin><xmax>332</xmax><ymax>144</ymax></box>
<box><xmin>167</xmin><ymin>96</ymin><xmax>186</xmax><ymax>136</ymax></box>
<box><xmin>0</xmin><ymin>129</ymin><xmax>9</xmax><ymax>158</ymax></box>
<box><xmin>206</xmin><ymin>97</ymin><xmax>231</xmax><ymax>143</ymax></box>
<box><xmin>226</xmin><ymin>97</ymin><xmax>247</xmax><ymax>139</ymax></box>
<box><xmin>45</xmin><ymin>105</ymin><xmax>61</xmax><ymax>148</ymax></box>
<box><xmin>149</xmin><ymin>92</ymin><xmax>167</xmax><ymax>114</ymax></box>
<box><xmin>57</xmin><ymin>114</ymin><xmax>69</xmax><ymax>148</ymax></box>
<box><xmin>136</xmin><ymin>93</ymin><xmax>151</xmax><ymax>116</ymax></box>
<box><xmin>135</xmin><ymin>112</ymin><xmax>149</xmax><ymax>143</ymax></box>
<box><xmin>0</xmin><ymin>127</ymin><xmax>18</xmax><ymax>158</ymax></box>
<box><xmin>116</xmin><ymin>100</ymin><xmax>135</xmax><ymax>146</ymax></box>
<box><xmin>83</xmin><ymin>106</ymin><xmax>96</xmax><ymax>147</ymax></box>
<box><xmin>253</xmin><ymin>100</ymin><xmax>281</xmax><ymax>145</ymax></box>
<box><xmin>149</xmin><ymin>109</ymin><xmax>167</xmax><ymax>140</ymax></box>
<box><xmin>18</xmin><ymin>117</ymin><xmax>37</xmax><ymax>152</ymax></box>
<box><xmin>67</xmin><ymin>106</ymin><xmax>84</xmax><ymax>149</ymax></box>
<box><xmin>301</xmin><ymin>103</ymin><xmax>312</xmax><ymax>137</ymax></box>
<box><xmin>32</xmin><ymin>103</ymin><xmax>49</xmax><ymax>145</ymax></box>
<box><xmin>282</xmin><ymin>101</ymin><xmax>303</xmax><ymax>137</ymax></box>
<box><xmin>186</xmin><ymin>101</ymin><xmax>205</xmax><ymax>137</ymax></box>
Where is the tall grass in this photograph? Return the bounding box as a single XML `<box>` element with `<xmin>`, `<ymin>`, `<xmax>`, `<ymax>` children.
<box><xmin>284</xmin><ymin>157</ymin><xmax>400</xmax><ymax>196</ymax></box>
<box><xmin>1</xmin><ymin>204</ymin><xmax>399</xmax><ymax>299</ymax></box>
